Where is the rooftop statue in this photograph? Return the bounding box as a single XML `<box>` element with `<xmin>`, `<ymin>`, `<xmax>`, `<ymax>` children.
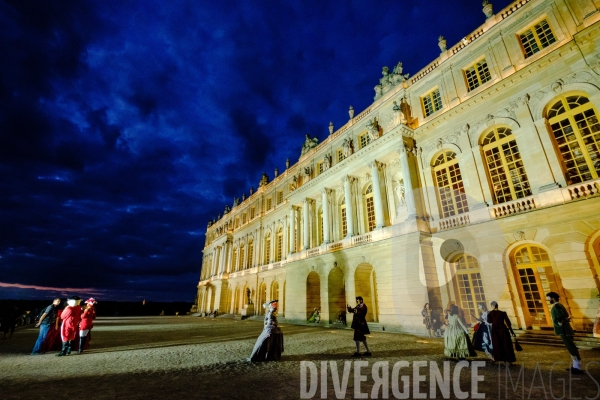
<box><xmin>301</xmin><ymin>134</ymin><xmax>319</xmax><ymax>156</ymax></box>
<box><xmin>259</xmin><ymin>172</ymin><xmax>269</xmax><ymax>187</ymax></box>
<box><xmin>375</xmin><ymin>62</ymin><xmax>408</xmax><ymax>99</ymax></box>
<box><xmin>233</xmin><ymin>198</ymin><xmax>240</xmax><ymax>207</ymax></box>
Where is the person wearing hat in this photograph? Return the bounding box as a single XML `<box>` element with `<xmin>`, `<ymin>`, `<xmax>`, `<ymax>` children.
<box><xmin>247</xmin><ymin>299</ymin><xmax>284</xmax><ymax>362</ymax></box>
<box><xmin>347</xmin><ymin>296</ymin><xmax>371</xmax><ymax>356</ymax></box>
<box><xmin>77</xmin><ymin>298</ymin><xmax>97</xmax><ymax>353</ymax></box>
<box><xmin>57</xmin><ymin>296</ymin><xmax>82</xmax><ymax>356</ymax></box>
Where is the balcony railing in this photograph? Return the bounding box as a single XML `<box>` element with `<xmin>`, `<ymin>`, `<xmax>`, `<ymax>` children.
<box><xmin>562</xmin><ymin>178</ymin><xmax>600</xmax><ymax>200</ymax></box>
<box><xmin>491</xmin><ymin>195</ymin><xmax>537</xmax><ymax>218</ymax></box>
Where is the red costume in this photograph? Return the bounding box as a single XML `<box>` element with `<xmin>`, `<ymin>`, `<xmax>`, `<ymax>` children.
<box><xmin>80</xmin><ymin>307</ymin><xmax>96</xmax><ymax>331</ymax></box>
<box><xmin>60</xmin><ymin>305</ymin><xmax>82</xmax><ymax>342</ymax></box>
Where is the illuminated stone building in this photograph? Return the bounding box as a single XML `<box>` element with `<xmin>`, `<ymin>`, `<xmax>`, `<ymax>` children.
<box><xmin>197</xmin><ymin>0</ymin><xmax>600</xmax><ymax>335</ymax></box>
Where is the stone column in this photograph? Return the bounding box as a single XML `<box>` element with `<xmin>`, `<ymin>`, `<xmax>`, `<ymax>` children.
<box><xmin>289</xmin><ymin>206</ymin><xmax>296</xmax><ymax>255</ymax></box>
<box><xmin>369</xmin><ymin>161</ymin><xmax>385</xmax><ymax>229</ymax></box>
<box><xmin>398</xmin><ymin>142</ymin><xmax>417</xmax><ymax>217</ymax></box>
<box><xmin>212</xmin><ymin>248</ymin><xmax>219</xmax><ymax>276</ymax></box>
<box><xmin>321</xmin><ymin>189</ymin><xmax>330</xmax><ymax>244</ymax></box>
<box><xmin>343</xmin><ymin>176</ymin><xmax>355</xmax><ymax>237</ymax></box>
<box><xmin>303</xmin><ymin>199</ymin><xmax>310</xmax><ymax>249</ymax></box>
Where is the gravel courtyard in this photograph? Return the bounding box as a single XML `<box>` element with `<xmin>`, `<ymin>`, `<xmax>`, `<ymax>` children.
<box><xmin>1</xmin><ymin>316</ymin><xmax>600</xmax><ymax>399</ymax></box>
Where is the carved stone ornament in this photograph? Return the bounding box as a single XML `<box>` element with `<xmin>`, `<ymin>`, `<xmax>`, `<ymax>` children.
<box><xmin>514</xmin><ymin>230</ymin><xmax>525</xmax><ymax>241</ymax></box>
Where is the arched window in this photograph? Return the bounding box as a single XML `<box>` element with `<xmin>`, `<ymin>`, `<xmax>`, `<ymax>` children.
<box><xmin>246</xmin><ymin>239</ymin><xmax>254</xmax><ymax>269</ymax></box>
<box><xmin>452</xmin><ymin>255</ymin><xmax>486</xmax><ymax>324</ymax></box>
<box><xmin>481</xmin><ymin>127</ymin><xmax>532</xmax><ymax>203</ymax></box>
<box><xmin>231</xmin><ymin>247</ymin><xmax>238</xmax><ymax>272</ymax></box>
<box><xmin>432</xmin><ymin>151</ymin><xmax>469</xmax><ymax>218</ymax></box>
<box><xmin>340</xmin><ymin>197</ymin><xmax>347</xmax><ymax>238</ymax></box>
<box><xmin>275</xmin><ymin>227</ymin><xmax>283</xmax><ymax>262</ymax></box>
<box><xmin>364</xmin><ymin>185</ymin><xmax>376</xmax><ymax>232</ymax></box>
<box><xmin>264</xmin><ymin>232</ymin><xmax>271</xmax><ymax>264</ymax></box>
<box><xmin>511</xmin><ymin>245</ymin><xmax>559</xmax><ymax>327</ymax></box>
<box><xmin>238</xmin><ymin>243</ymin><xmax>245</xmax><ymax>271</ymax></box>
<box><xmin>546</xmin><ymin>94</ymin><xmax>600</xmax><ymax>184</ymax></box>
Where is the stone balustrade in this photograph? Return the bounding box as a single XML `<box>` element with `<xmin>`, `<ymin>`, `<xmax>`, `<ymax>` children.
<box><xmin>436</xmin><ymin>213</ymin><xmax>471</xmax><ymax>231</ymax></box>
<box><xmin>352</xmin><ymin>232</ymin><xmax>372</xmax><ymax>246</ymax></box>
<box><xmin>562</xmin><ymin>178</ymin><xmax>600</xmax><ymax>201</ymax></box>
<box><xmin>490</xmin><ymin>194</ymin><xmax>538</xmax><ymax>218</ymax></box>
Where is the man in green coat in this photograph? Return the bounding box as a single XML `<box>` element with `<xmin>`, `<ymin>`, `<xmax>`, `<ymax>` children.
<box><xmin>546</xmin><ymin>291</ymin><xmax>583</xmax><ymax>374</ymax></box>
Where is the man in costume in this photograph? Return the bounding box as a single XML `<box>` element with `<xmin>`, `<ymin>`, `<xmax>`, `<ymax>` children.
<box><xmin>31</xmin><ymin>298</ymin><xmax>61</xmax><ymax>355</ymax></box>
<box><xmin>247</xmin><ymin>300</ymin><xmax>284</xmax><ymax>362</ymax></box>
<box><xmin>347</xmin><ymin>296</ymin><xmax>371</xmax><ymax>356</ymax></box>
<box><xmin>57</xmin><ymin>296</ymin><xmax>82</xmax><ymax>356</ymax></box>
<box><xmin>546</xmin><ymin>292</ymin><xmax>584</xmax><ymax>374</ymax></box>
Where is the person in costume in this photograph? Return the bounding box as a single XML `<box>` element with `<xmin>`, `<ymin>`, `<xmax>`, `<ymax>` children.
<box><xmin>487</xmin><ymin>301</ymin><xmax>516</xmax><ymax>365</ymax></box>
<box><xmin>57</xmin><ymin>296</ymin><xmax>82</xmax><ymax>356</ymax></box>
<box><xmin>546</xmin><ymin>291</ymin><xmax>584</xmax><ymax>374</ymax></box>
<box><xmin>444</xmin><ymin>304</ymin><xmax>476</xmax><ymax>359</ymax></box>
<box><xmin>31</xmin><ymin>298</ymin><xmax>61</xmax><ymax>355</ymax></box>
<box><xmin>347</xmin><ymin>296</ymin><xmax>371</xmax><ymax>356</ymax></box>
<box><xmin>78</xmin><ymin>298</ymin><xmax>97</xmax><ymax>353</ymax></box>
<box><xmin>421</xmin><ymin>303</ymin><xmax>435</xmax><ymax>337</ymax></box>
<box><xmin>471</xmin><ymin>303</ymin><xmax>493</xmax><ymax>359</ymax></box>
<box><xmin>247</xmin><ymin>300</ymin><xmax>284</xmax><ymax>362</ymax></box>
<box><xmin>307</xmin><ymin>308</ymin><xmax>320</xmax><ymax>323</ymax></box>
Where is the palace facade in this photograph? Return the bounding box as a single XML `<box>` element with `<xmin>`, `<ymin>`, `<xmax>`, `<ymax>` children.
<box><xmin>197</xmin><ymin>0</ymin><xmax>600</xmax><ymax>336</ymax></box>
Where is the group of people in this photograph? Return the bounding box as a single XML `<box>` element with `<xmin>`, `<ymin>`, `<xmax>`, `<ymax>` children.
<box><xmin>31</xmin><ymin>296</ymin><xmax>97</xmax><ymax>356</ymax></box>
<box><xmin>246</xmin><ymin>291</ymin><xmax>584</xmax><ymax>375</ymax></box>
<box><xmin>249</xmin><ymin>295</ymin><xmax>372</xmax><ymax>362</ymax></box>
<box><xmin>439</xmin><ymin>292</ymin><xmax>584</xmax><ymax>374</ymax></box>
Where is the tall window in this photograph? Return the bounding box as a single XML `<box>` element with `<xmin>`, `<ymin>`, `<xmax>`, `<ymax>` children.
<box><xmin>520</xmin><ymin>19</ymin><xmax>556</xmax><ymax>58</ymax></box>
<box><xmin>232</xmin><ymin>247</ymin><xmax>238</xmax><ymax>272</ymax></box>
<box><xmin>337</xmin><ymin>148</ymin><xmax>345</xmax><ymax>163</ymax></box>
<box><xmin>242</xmin><ymin>213</ymin><xmax>247</xmax><ymax>224</ymax></box>
<box><xmin>433</xmin><ymin>151</ymin><xmax>469</xmax><ymax>218</ymax></box>
<box><xmin>452</xmin><ymin>255</ymin><xmax>486</xmax><ymax>324</ymax></box>
<box><xmin>247</xmin><ymin>240</ymin><xmax>254</xmax><ymax>269</ymax></box>
<box><xmin>422</xmin><ymin>88</ymin><xmax>443</xmax><ymax>117</ymax></box>
<box><xmin>250</xmin><ymin>207</ymin><xmax>255</xmax><ymax>219</ymax></box>
<box><xmin>238</xmin><ymin>243</ymin><xmax>245</xmax><ymax>271</ymax></box>
<box><xmin>275</xmin><ymin>228</ymin><xmax>283</xmax><ymax>262</ymax></box>
<box><xmin>317</xmin><ymin>162</ymin><xmax>324</xmax><ymax>175</ymax></box>
<box><xmin>365</xmin><ymin>185</ymin><xmax>376</xmax><ymax>232</ymax></box>
<box><xmin>481</xmin><ymin>127</ymin><xmax>532</xmax><ymax>203</ymax></box>
<box><xmin>266</xmin><ymin>198</ymin><xmax>272</xmax><ymax>211</ymax></box>
<box><xmin>512</xmin><ymin>245</ymin><xmax>559</xmax><ymax>327</ymax></box>
<box><xmin>319</xmin><ymin>209</ymin><xmax>324</xmax><ymax>243</ymax></box>
<box><xmin>465</xmin><ymin>59</ymin><xmax>491</xmax><ymax>91</ymax></box>
<box><xmin>340</xmin><ymin>198</ymin><xmax>347</xmax><ymax>237</ymax></box>
<box><xmin>277</xmin><ymin>191</ymin><xmax>283</xmax><ymax>205</ymax></box>
<box><xmin>546</xmin><ymin>94</ymin><xmax>600</xmax><ymax>184</ymax></box>
<box><xmin>359</xmin><ymin>132</ymin><xmax>371</xmax><ymax>149</ymax></box>
<box><xmin>264</xmin><ymin>233</ymin><xmax>271</xmax><ymax>264</ymax></box>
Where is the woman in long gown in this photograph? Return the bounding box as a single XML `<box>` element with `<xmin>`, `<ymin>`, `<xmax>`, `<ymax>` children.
<box><xmin>444</xmin><ymin>305</ymin><xmax>476</xmax><ymax>359</ymax></box>
<box><xmin>487</xmin><ymin>301</ymin><xmax>516</xmax><ymax>364</ymax></box>
<box><xmin>248</xmin><ymin>300</ymin><xmax>284</xmax><ymax>362</ymax></box>
<box><xmin>471</xmin><ymin>303</ymin><xmax>493</xmax><ymax>359</ymax></box>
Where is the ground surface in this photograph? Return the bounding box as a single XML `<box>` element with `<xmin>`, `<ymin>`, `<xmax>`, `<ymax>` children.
<box><xmin>1</xmin><ymin>316</ymin><xmax>600</xmax><ymax>399</ymax></box>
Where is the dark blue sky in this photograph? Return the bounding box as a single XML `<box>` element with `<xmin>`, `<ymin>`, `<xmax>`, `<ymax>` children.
<box><xmin>0</xmin><ymin>0</ymin><xmax>513</xmax><ymax>302</ymax></box>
